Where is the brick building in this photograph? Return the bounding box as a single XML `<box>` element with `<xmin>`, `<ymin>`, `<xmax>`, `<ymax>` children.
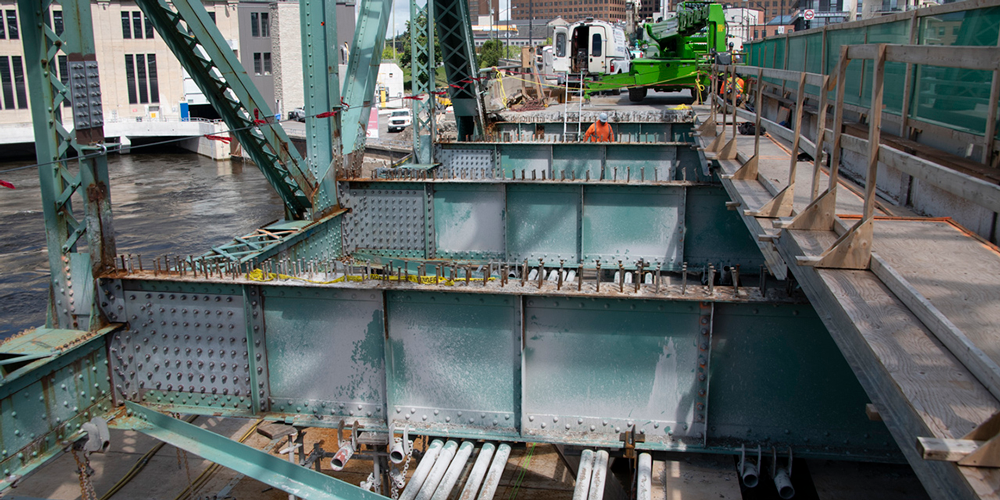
<box><xmin>510</xmin><ymin>0</ymin><xmax>632</xmax><ymax>23</ymax></box>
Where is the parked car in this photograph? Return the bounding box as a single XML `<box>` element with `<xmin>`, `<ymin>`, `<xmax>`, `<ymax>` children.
<box><xmin>288</xmin><ymin>107</ymin><xmax>306</xmax><ymax>122</ymax></box>
<box><xmin>388</xmin><ymin>109</ymin><xmax>412</xmax><ymax>132</ymax></box>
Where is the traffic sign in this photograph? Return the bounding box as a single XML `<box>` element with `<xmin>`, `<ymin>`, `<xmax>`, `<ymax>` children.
<box><xmin>804</xmin><ymin>9</ymin><xmax>816</xmax><ymax>20</ymax></box>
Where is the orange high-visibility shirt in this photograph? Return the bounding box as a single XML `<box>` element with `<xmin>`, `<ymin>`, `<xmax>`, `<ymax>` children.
<box><xmin>583</xmin><ymin>121</ymin><xmax>614</xmax><ymax>142</ymax></box>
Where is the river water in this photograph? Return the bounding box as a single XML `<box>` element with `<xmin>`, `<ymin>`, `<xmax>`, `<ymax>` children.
<box><xmin>0</xmin><ymin>150</ymin><xmax>285</xmax><ymax>338</ymax></box>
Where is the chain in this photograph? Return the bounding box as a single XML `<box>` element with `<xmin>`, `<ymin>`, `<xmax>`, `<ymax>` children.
<box><xmin>390</xmin><ymin>439</ymin><xmax>415</xmax><ymax>500</ymax></box>
<box><xmin>174</xmin><ymin>414</ymin><xmax>195</xmax><ymax>499</ymax></box>
<box><xmin>71</xmin><ymin>448</ymin><xmax>98</xmax><ymax>500</ymax></box>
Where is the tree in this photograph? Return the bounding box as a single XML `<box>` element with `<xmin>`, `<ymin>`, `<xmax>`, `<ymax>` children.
<box><xmin>479</xmin><ymin>39</ymin><xmax>504</xmax><ymax>68</ymax></box>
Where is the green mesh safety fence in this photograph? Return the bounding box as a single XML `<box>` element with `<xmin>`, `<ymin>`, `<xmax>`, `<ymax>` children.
<box><xmin>746</xmin><ymin>4</ymin><xmax>1000</xmax><ymax>139</ymax></box>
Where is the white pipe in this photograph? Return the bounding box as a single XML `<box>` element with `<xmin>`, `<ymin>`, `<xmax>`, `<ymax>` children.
<box><xmin>644</xmin><ymin>272</ymin><xmax>653</xmax><ymax>284</ymax></box>
<box><xmin>572</xmin><ymin>450</ymin><xmax>596</xmax><ymax>500</ymax></box>
<box><xmin>476</xmin><ymin>443</ymin><xmax>511</xmax><ymax>500</ymax></box>
<box><xmin>773</xmin><ymin>469</ymin><xmax>795</xmax><ymax>499</ymax></box>
<box><xmin>432</xmin><ymin>441</ymin><xmax>475</xmax><ymax>500</ymax></box>
<box><xmin>566</xmin><ymin>270</ymin><xmax>577</xmax><ymax>283</ymax></box>
<box><xmin>415</xmin><ymin>440</ymin><xmax>460</xmax><ymax>500</ymax></box>
<box><xmin>636</xmin><ymin>454</ymin><xmax>652</xmax><ymax>500</ymax></box>
<box><xmin>587</xmin><ymin>450</ymin><xmax>609</xmax><ymax>500</ymax></box>
<box><xmin>547</xmin><ymin>270</ymin><xmax>559</xmax><ymax>281</ymax></box>
<box><xmin>459</xmin><ymin>443</ymin><xmax>496</xmax><ymax>500</ymax></box>
<box><xmin>399</xmin><ymin>440</ymin><xmax>445</xmax><ymax>500</ymax></box>
<box><xmin>330</xmin><ymin>444</ymin><xmax>354</xmax><ymax>471</ymax></box>
<box><xmin>624</xmin><ymin>272</ymin><xmax>633</xmax><ymax>284</ymax></box>
<box><xmin>528</xmin><ymin>269</ymin><xmax>538</xmax><ymax>280</ymax></box>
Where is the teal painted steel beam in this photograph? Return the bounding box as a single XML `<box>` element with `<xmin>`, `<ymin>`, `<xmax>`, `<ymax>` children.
<box><xmin>0</xmin><ymin>326</ymin><xmax>116</xmax><ymax>492</ymax></box>
<box><xmin>20</xmin><ymin>0</ymin><xmax>117</xmax><ymax>330</ymax></box>
<box><xmin>124</xmin><ymin>402</ymin><xmax>383</xmax><ymax>500</ymax></box>
<box><xmin>433</xmin><ymin>0</ymin><xmax>484</xmax><ymax>140</ymax></box>
<box><xmin>301</xmin><ymin>0</ymin><xmax>343</xmax><ymax>216</ymax></box>
<box><xmin>341</xmin><ymin>0</ymin><xmax>393</xmax><ymax>159</ymax></box>
<box><xmin>137</xmin><ymin>0</ymin><xmax>315</xmax><ymax>219</ymax></box>
<box><xmin>410</xmin><ymin>0</ymin><xmax>436</xmax><ymax>164</ymax></box>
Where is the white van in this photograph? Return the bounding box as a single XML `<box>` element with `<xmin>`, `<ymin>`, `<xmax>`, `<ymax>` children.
<box><xmin>550</xmin><ymin>18</ymin><xmax>631</xmax><ymax>78</ymax></box>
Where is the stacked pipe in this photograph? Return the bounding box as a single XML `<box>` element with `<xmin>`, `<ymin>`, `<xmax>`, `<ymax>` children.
<box><xmin>399</xmin><ymin>440</ymin><xmax>511</xmax><ymax>500</ymax></box>
<box><xmin>572</xmin><ymin>450</ymin><xmax>610</xmax><ymax>500</ymax></box>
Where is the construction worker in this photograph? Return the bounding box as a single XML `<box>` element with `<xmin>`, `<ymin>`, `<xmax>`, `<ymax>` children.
<box><xmin>720</xmin><ymin>73</ymin><xmax>745</xmax><ymax>105</ymax></box>
<box><xmin>583</xmin><ymin>112</ymin><xmax>614</xmax><ymax>142</ymax></box>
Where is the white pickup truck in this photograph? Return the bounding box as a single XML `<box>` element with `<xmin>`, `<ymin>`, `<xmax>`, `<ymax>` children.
<box><xmin>388</xmin><ymin>109</ymin><xmax>412</xmax><ymax>133</ymax></box>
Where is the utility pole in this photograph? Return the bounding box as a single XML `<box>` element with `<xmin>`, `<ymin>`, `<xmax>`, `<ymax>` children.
<box><xmin>529</xmin><ymin>0</ymin><xmax>533</xmax><ymax>48</ymax></box>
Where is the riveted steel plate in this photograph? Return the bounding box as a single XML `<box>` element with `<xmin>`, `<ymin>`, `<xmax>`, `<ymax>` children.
<box><xmin>582</xmin><ymin>185</ymin><xmax>685</xmax><ymax>268</ymax></box>
<box><xmin>506</xmin><ymin>184</ymin><xmax>580</xmax><ymax>265</ymax></box>
<box><xmin>342</xmin><ymin>185</ymin><xmax>426</xmax><ymax>255</ymax></box>
<box><xmin>385</xmin><ymin>292</ymin><xmax>520</xmax><ymax>436</ymax></box>
<box><xmin>433</xmin><ymin>184</ymin><xmax>505</xmax><ymax>260</ymax></box>
<box><xmin>522</xmin><ymin>297</ymin><xmax>704</xmax><ymax>446</ymax></box>
<box><xmin>109</xmin><ymin>287</ymin><xmax>251</xmax><ymax>414</ymax></box>
<box><xmin>437</xmin><ymin>148</ymin><xmax>497</xmax><ymax>179</ymax></box>
<box><xmin>261</xmin><ymin>287</ymin><xmax>386</xmax><ymax>426</ymax></box>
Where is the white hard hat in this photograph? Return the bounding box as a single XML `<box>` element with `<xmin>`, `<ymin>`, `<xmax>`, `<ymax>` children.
<box><xmin>599</xmin><ymin>112</ymin><xmax>608</xmax><ymax>123</ymax></box>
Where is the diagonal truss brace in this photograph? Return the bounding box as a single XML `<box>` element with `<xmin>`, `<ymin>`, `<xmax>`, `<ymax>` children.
<box><xmin>125</xmin><ymin>402</ymin><xmax>385</xmax><ymax>500</ymax></box>
<box><xmin>137</xmin><ymin>0</ymin><xmax>316</xmax><ymax>219</ymax></box>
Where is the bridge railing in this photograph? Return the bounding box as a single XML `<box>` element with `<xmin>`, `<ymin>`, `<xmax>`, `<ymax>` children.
<box><xmin>703</xmin><ymin>43</ymin><xmax>1000</xmax><ymax>270</ymax></box>
<box><xmin>746</xmin><ymin>0</ymin><xmax>1000</xmax><ymax>166</ymax></box>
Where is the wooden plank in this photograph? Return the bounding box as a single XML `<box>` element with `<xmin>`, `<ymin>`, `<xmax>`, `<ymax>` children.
<box><xmin>775</xmin><ymin>228</ymin><xmax>1000</xmax><ymax>500</ymax></box>
<box><xmin>919</xmin><ymin>438</ymin><xmax>985</xmax><ymax>462</ymax></box>
<box><xmin>870</xmin><ymin>220</ymin><xmax>1000</xmax><ymax>401</ymax></box>
<box><xmin>846</xmin><ymin>44</ymin><xmax>1000</xmax><ymax>71</ymax></box>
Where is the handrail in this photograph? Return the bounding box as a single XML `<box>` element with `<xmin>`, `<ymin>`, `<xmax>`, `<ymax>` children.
<box><xmin>847</xmin><ymin>44</ymin><xmax>1000</xmax><ymax>71</ymax></box>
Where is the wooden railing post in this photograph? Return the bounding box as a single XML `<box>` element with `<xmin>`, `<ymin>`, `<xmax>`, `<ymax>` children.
<box><xmin>797</xmin><ymin>44</ymin><xmax>885</xmax><ymax>270</ymax></box>
<box><xmin>729</xmin><ymin>67</ymin><xmax>764</xmax><ymax>180</ymax></box>
<box><xmin>779</xmin><ymin>47</ymin><xmax>848</xmax><ymax>232</ymax></box>
<box><xmin>744</xmin><ymin>70</ymin><xmax>806</xmax><ymax>217</ymax></box>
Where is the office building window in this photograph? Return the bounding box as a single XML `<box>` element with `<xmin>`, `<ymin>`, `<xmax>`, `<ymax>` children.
<box><xmin>136</xmin><ymin>54</ymin><xmax>148</xmax><ymax>103</ymax></box>
<box><xmin>132</xmin><ymin>12</ymin><xmax>142</xmax><ymax>39</ymax></box>
<box><xmin>10</xmin><ymin>56</ymin><xmax>26</xmax><ymax>109</ymax></box>
<box><xmin>6</xmin><ymin>10</ymin><xmax>18</xmax><ymax>39</ymax></box>
<box><xmin>263</xmin><ymin>52</ymin><xmax>272</xmax><ymax>74</ymax></box>
<box><xmin>148</xmin><ymin>55</ymin><xmax>159</xmax><ymax>102</ymax></box>
<box><xmin>253</xmin><ymin>52</ymin><xmax>262</xmax><ymax>75</ymax></box>
<box><xmin>0</xmin><ymin>56</ymin><xmax>13</xmax><ymax>109</ymax></box>
<box><xmin>125</xmin><ymin>54</ymin><xmax>159</xmax><ymax>105</ymax></box>
<box><xmin>58</xmin><ymin>55</ymin><xmax>69</xmax><ymax>107</ymax></box>
<box><xmin>260</xmin><ymin>12</ymin><xmax>270</xmax><ymax>36</ymax></box>
<box><xmin>121</xmin><ymin>12</ymin><xmax>131</xmax><ymax>38</ymax></box>
<box><xmin>144</xmin><ymin>14</ymin><xmax>154</xmax><ymax>38</ymax></box>
<box><xmin>52</xmin><ymin>10</ymin><xmax>63</xmax><ymax>36</ymax></box>
<box><xmin>208</xmin><ymin>11</ymin><xmax>217</xmax><ymax>24</ymax></box>
<box><xmin>125</xmin><ymin>55</ymin><xmax>137</xmax><ymax>103</ymax></box>
<box><xmin>251</xmin><ymin>12</ymin><xmax>259</xmax><ymax>37</ymax></box>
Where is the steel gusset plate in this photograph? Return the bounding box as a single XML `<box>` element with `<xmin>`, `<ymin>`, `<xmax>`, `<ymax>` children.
<box><xmin>436</xmin><ymin>147</ymin><xmax>497</xmax><ymax>179</ymax></box>
<box><xmin>522</xmin><ymin>297</ymin><xmax>707</xmax><ymax>447</ymax></box>
<box><xmin>109</xmin><ymin>284</ymin><xmax>254</xmax><ymax>415</ymax></box>
<box><xmin>342</xmin><ymin>184</ymin><xmax>426</xmax><ymax>256</ymax></box>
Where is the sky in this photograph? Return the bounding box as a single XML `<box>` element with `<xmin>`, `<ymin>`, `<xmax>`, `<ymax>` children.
<box><xmin>384</xmin><ymin>0</ymin><xmax>512</xmax><ymax>40</ymax></box>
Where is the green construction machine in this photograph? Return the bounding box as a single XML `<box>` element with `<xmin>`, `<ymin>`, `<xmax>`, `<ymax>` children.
<box><xmin>587</xmin><ymin>1</ymin><xmax>727</xmax><ymax>102</ymax></box>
